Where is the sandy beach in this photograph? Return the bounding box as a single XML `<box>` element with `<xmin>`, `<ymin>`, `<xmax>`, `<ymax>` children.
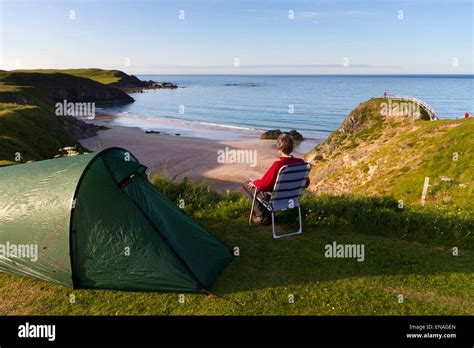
<box><xmin>79</xmin><ymin>122</ymin><xmax>310</xmax><ymax>191</ymax></box>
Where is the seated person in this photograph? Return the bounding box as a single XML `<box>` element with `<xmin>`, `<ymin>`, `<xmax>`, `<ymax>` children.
<box><xmin>243</xmin><ymin>133</ymin><xmax>310</xmax><ymax>224</ymax></box>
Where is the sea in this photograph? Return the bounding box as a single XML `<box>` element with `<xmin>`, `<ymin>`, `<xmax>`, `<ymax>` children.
<box><xmin>98</xmin><ymin>75</ymin><xmax>474</xmax><ymax>153</ymax></box>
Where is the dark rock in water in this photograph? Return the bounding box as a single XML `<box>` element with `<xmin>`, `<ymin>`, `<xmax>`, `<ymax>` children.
<box><xmin>225</xmin><ymin>83</ymin><xmax>258</xmax><ymax>87</ymax></box>
<box><xmin>122</xmin><ymin>81</ymin><xmax>178</xmax><ymax>93</ymax></box>
<box><xmin>175</xmin><ymin>133</ymin><xmax>181</xmax><ymax>136</ymax></box>
<box><xmin>156</xmin><ymin>82</ymin><xmax>178</xmax><ymax>89</ymax></box>
<box><xmin>287</xmin><ymin>129</ymin><xmax>304</xmax><ymax>141</ymax></box>
<box><xmin>145</xmin><ymin>130</ymin><xmax>160</xmax><ymax>134</ymax></box>
<box><xmin>260</xmin><ymin>129</ymin><xmax>283</xmax><ymax>139</ymax></box>
<box><xmin>141</xmin><ymin>81</ymin><xmax>177</xmax><ymax>89</ymax></box>
<box><xmin>260</xmin><ymin>129</ymin><xmax>304</xmax><ymax>141</ymax></box>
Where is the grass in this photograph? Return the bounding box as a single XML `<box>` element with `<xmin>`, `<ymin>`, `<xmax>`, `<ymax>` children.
<box><xmin>1</xmin><ymin>176</ymin><xmax>472</xmax><ymax>315</ymax></box>
<box><xmin>0</xmin><ymin>103</ymin><xmax>82</xmax><ymax>162</ymax></box>
<box><xmin>7</xmin><ymin>68</ymin><xmax>126</xmax><ymax>85</ymax></box>
<box><xmin>0</xmin><ymin>94</ymin><xmax>472</xmax><ymax>315</ymax></box>
<box><xmin>387</xmin><ymin>119</ymin><xmax>474</xmax><ymax>207</ymax></box>
<box><xmin>307</xmin><ymin>98</ymin><xmax>473</xmax><ymax>209</ymax></box>
<box><xmin>356</xmin><ymin>118</ymin><xmax>474</xmax><ymax>208</ymax></box>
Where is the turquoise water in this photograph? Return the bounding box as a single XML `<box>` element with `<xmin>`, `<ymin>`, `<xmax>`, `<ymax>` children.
<box><xmin>99</xmin><ymin>75</ymin><xmax>474</xmax><ymax>141</ymax></box>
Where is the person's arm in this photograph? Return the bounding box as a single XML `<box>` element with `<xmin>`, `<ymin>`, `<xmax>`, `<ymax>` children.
<box><xmin>252</xmin><ymin>161</ymin><xmax>279</xmax><ymax>192</ymax></box>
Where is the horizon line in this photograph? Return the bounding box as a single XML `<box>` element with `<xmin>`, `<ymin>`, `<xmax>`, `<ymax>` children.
<box><xmin>132</xmin><ymin>73</ymin><xmax>474</xmax><ymax>76</ymax></box>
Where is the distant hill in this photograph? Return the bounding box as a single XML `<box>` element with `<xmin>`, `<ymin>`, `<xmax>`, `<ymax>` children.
<box><xmin>7</xmin><ymin>68</ymin><xmax>146</xmax><ymax>88</ymax></box>
<box><xmin>0</xmin><ymin>71</ymin><xmax>134</xmax><ymax>105</ymax></box>
<box><xmin>306</xmin><ymin>98</ymin><xmax>473</xmax><ymax>209</ymax></box>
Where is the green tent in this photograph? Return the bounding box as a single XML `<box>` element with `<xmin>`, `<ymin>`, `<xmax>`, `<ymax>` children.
<box><xmin>0</xmin><ymin>147</ymin><xmax>232</xmax><ymax>292</ymax></box>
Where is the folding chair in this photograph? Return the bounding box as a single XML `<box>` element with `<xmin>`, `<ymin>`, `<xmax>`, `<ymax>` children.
<box><xmin>249</xmin><ymin>162</ymin><xmax>311</xmax><ymax>239</ymax></box>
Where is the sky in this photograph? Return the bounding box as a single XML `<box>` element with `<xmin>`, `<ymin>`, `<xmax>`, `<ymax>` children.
<box><xmin>0</xmin><ymin>0</ymin><xmax>473</xmax><ymax>74</ymax></box>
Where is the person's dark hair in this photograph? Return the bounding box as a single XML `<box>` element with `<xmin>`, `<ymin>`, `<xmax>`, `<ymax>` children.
<box><xmin>277</xmin><ymin>134</ymin><xmax>294</xmax><ymax>155</ymax></box>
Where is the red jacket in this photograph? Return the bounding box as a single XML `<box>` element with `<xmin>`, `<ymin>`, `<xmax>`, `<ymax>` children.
<box><xmin>253</xmin><ymin>156</ymin><xmax>310</xmax><ymax>192</ymax></box>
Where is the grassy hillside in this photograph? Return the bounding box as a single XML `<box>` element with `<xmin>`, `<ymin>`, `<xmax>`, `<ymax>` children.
<box><xmin>0</xmin><ymin>82</ymin><xmax>76</xmax><ymax>162</ymax></box>
<box><xmin>0</xmin><ymin>176</ymin><xmax>472</xmax><ymax>315</ymax></box>
<box><xmin>0</xmin><ymin>71</ymin><xmax>134</xmax><ymax>105</ymax></box>
<box><xmin>0</xmin><ymin>103</ymin><xmax>93</xmax><ymax>163</ymax></box>
<box><xmin>0</xmin><ymin>70</ymin><xmax>134</xmax><ymax>162</ymax></box>
<box><xmin>307</xmin><ymin>98</ymin><xmax>473</xmax><ymax>210</ymax></box>
<box><xmin>5</xmin><ymin>68</ymin><xmax>143</xmax><ymax>87</ymax></box>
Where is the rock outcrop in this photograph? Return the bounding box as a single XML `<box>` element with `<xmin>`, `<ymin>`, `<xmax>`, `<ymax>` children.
<box><xmin>122</xmin><ymin>81</ymin><xmax>178</xmax><ymax>93</ymax></box>
<box><xmin>260</xmin><ymin>129</ymin><xmax>304</xmax><ymax>141</ymax></box>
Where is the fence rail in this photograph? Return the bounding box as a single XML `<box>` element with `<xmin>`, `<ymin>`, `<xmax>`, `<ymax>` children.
<box><xmin>384</xmin><ymin>95</ymin><xmax>438</xmax><ymax>120</ymax></box>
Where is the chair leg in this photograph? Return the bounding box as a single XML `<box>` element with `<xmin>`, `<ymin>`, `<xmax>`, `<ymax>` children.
<box><xmin>272</xmin><ymin>206</ymin><xmax>304</xmax><ymax>239</ymax></box>
<box><xmin>248</xmin><ymin>187</ymin><xmax>257</xmax><ymax>225</ymax></box>
<box><xmin>297</xmin><ymin>205</ymin><xmax>303</xmax><ymax>233</ymax></box>
<box><xmin>271</xmin><ymin>212</ymin><xmax>276</xmax><ymax>238</ymax></box>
